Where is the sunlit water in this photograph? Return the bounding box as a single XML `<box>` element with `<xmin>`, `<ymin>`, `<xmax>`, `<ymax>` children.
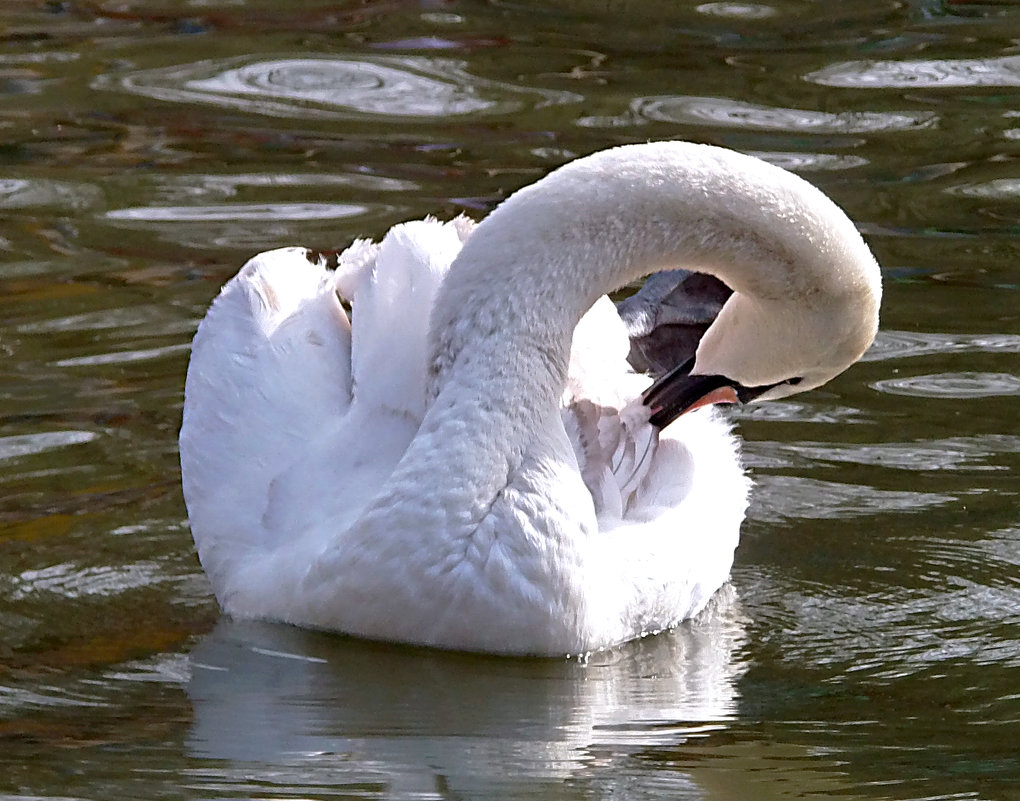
<box><xmin>1</xmin><ymin>1</ymin><xmax>1017</xmax><ymax>799</ymax></box>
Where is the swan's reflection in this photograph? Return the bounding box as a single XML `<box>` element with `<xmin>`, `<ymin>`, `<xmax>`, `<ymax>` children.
<box><xmin>187</xmin><ymin>587</ymin><xmax>747</xmax><ymax>798</ymax></box>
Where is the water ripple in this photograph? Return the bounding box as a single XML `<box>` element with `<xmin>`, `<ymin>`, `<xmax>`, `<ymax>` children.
<box><xmin>872</xmin><ymin>372</ymin><xmax>1020</xmax><ymax>399</ymax></box>
<box><xmin>53</xmin><ymin>342</ymin><xmax>191</xmax><ymax>368</ymax></box>
<box><xmin>98</xmin><ymin>200</ymin><xmax>388</xmax><ymax>251</ymax></box>
<box><xmin>12</xmin><ymin>561</ymin><xmax>170</xmax><ymax>600</ymax></box>
<box><xmin>17</xmin><ymin>305</ymin><xmax>173</xmax><ymax>334</ymax></box>
<box><xmin>948</xmin><ymin>178</ymin><xmax>1020</xmax><ymax>199</ymax></box>
<box><xmin>773</xmin><ymin>582</ymin><xmax>1020</xmax><ymax>683</ymax></box>
<box><xmin>0</xmin><ymin>177</ymin><xmax>100</xmax><ymax>211</ymax></box>
<box><xmin>630</xmin><ymin>96</ymin><xmax>936</xmax><ymax>133</ymax></box>
<box><xmin>862</xmin><ymin>329</ymin><xmax>1020</xmax><ymax>361</ymax></box>
<box><xmin>0</xmin><ymin>431</ymin><xmax>98</xmax><ymax>461</ymax></box>
<box><xmin>696</xmin><ymin>2</ymin><xmax>776</xmax><ymax>19</ymax></box>
<box><xmin>750</xmin><ymin>475</ymin><xmax>955</xmax><ymax>522</ymax></box>
<box><xmin>746</xmin><ymin>151</ymin><xmax>868</xmax><ymax>171</ymax></box>
<box><xmin>93</xmin><ymin>55</ymin><xmax>581</xmax><ymax>121</ymax></box>
<box><xmin>0</xmin><ymin>51</ymin><xmax>80</xmax><ymax>65</ymax></box>
<box><xmin>105</xmin><ymin>202</ymin><xmax>367</xmax><ymax>222</ymax></box>
<box><xmin>734</xmin><ymin>401</ymin><xmax>869</xmax><ymax>424</ymax></box>
<box><xmin>748</xmin><ymin>435</ymin><xmax>1020</xmax><ymax>473</ymax></box>
<box><xmin>153</xmin><ymin>172</ymin><xmax>418</xmax><ymax>202</ymax></box>
<box><xmin>808</xmin><ymin>55</ymin><xmax>1020</xmax><ymax>88</ymax></box>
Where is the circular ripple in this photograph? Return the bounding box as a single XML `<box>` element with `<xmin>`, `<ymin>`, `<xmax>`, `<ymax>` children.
<box><xmin>94</xmin><ymin>55</ymin><xmax>581</xmax><ymax>121</ymax></box>
<box><xmin>872</xmin><ymin>372</ymin><xmax>1020</xmax><ymax>399</ymax></box>
<box><xmin>631</xmin><ymin>96</ymin><xmax>935</xmax><ymax>133</ymax></box>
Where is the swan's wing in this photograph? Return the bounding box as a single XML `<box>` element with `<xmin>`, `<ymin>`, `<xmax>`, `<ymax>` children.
<box><xmin>616</xmin><ymin>269</ymin><xmax>732</xmax><ymax>378</ymax></box>
<box><xmin>339</xmin><ymin>216</ymin><xmax>473</xmax><ymax>421</ymax></box>
<box><xmin>256</xmin><ymin>218</ymin><xmax>474</xmax><ymax>539</ymax></box>
<box><xmin>181</xmin><ymin>220</ymin><xmax>475</xmax><ymax>598</ymax></box>
<box><xmin>180</xmin><ymin>248</ymin><xmax>354</xmax><ymax>589</ymax></box>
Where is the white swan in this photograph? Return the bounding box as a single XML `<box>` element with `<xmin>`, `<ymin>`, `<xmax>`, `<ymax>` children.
<box><xmin>179</xmin><ymin>141</ymin><xmax>881</xmax><ymax>656</ymax></box>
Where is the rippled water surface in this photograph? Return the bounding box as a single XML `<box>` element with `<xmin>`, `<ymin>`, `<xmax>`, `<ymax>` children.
<box><xmin>1</xmin><ymin>1</ymin><xmax>1017</xmax><ymax>799</ymax></box>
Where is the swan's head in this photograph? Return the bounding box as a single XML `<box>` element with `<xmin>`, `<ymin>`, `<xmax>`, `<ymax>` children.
<box><xmin>642</xmin><ymin>242</ymin><xmax>881</xmax><ymax>427</ymax></box>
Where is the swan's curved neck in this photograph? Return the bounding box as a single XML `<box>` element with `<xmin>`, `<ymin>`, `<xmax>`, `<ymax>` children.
<box><xmin>376</xmin><ymin>142</ymin><xmax>877</xmax><ymax>538</ymax></box>
<box><xmin>430</xmin><ymin>142</ymin><xmax>877</xmax><ymax>402</ymax></box>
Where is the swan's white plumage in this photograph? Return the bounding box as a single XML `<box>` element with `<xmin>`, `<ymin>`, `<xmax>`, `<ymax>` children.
<box><xmin>180</xmin><ymin>141</ymin><xmax>880</xmax><ymax>655</ymax></box>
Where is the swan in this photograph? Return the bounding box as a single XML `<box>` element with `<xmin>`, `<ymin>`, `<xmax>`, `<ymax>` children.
<box><xmin>179</xmin><ymin>141</ymin><xmax>881</xmax><ymax>656</ymax></box>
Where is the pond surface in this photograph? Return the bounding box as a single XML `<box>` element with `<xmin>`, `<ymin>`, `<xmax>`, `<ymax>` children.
<box><xmin>1</xmin><ymin>1</ymin><xmax>1017</xmax><ymax>799</ymax></box>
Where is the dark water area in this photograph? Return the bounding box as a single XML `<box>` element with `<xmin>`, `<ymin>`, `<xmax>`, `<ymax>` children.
<box><xmin>0</xmin><ymin>1</ymin><xmax>1017</xmax><ymax>798</ymax></box>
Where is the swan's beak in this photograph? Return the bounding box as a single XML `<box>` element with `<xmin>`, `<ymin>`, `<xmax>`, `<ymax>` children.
<box><xmin>642</xmin><ymin>361</ymin><xmax>793</xmax><ymax>428</ymax></box>
<box><xmin>642</xmin><ymin>371</ymin><xmax>741</xmax><ymax>428</ymax></box>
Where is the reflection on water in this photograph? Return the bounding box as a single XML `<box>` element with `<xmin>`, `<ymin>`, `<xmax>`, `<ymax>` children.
<box><xmin>187</xmin><ymin>591</ymin><xmax>747</xmax><ymax>798</ymax></box>
<box><xmin>1</xmin><ymin>0</ymin><xmax>1018</xmax><ymax>799</ymax></box>
<box><xmin>95</xmin><ymin>55</ymin><xmax>582</xmax><ymax>121</ymax></box>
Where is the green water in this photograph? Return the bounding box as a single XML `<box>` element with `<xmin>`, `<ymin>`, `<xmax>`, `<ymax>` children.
<box><xmin>1</xmin><ymin>1</ymin><xmax>1017</xmax><ymax>799</ymax></box>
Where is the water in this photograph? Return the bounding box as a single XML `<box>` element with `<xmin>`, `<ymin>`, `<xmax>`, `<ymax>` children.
<box><xmin>1</xmin><ymin>1</ymin><xmax>1017</xmax><ymax>798</ymax></box>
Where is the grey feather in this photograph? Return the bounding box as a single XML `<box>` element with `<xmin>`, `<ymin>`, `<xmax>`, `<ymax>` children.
<box><xmin>616</xmin><ymin>269</ymin><xmax>732</xmax><ymax>377</ymax></box>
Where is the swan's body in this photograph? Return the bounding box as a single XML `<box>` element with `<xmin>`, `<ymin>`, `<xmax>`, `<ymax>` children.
<box><xmin>180</xmin><ymin>142</ymin><xmax>880</xmax><ymax>656</ymax></box>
